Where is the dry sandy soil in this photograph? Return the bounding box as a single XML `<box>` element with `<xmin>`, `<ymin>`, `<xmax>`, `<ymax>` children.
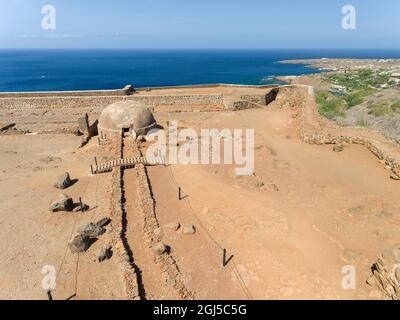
<box><xmin>1</xmin><ymin>89</ymin><xmax>399</xmax><ymax>299</ymax></box>
<box><xmin>0</xmin><ymin>135</ymin><xmax>126</xmax><ymax>300</ymax></box>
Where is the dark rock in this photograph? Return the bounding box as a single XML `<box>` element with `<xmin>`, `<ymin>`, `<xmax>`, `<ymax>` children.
<box><xmin>68</xmin><ymin>233</ymin><xmax>90</xmax><ymax>253</ymax></box>
<box><xmin>333</xmin><ymin>144</ymin><xmax>344</xmax><ymax>152</ymax></box>
<box><xmin>0</xmin><ymin>123</ymin><xmax>16</xmax><ymax>132</ymax></box>
<box><xmin>96</xmin><ymin>217</ymin><xmax>111</xmax><ymax>228</ymax></box>
<box><xmin>82</xmin><ymin>222</ymin><xmax>105</xmax><ymax>238</ymax></box>
<box><xmin>98</xmin><ymin>245</ymin><xmax>113</xmax><ymax>262</ymax></box>
<box><xmin>49</xmin><ymin>194</ymin><xmax>74</xmax><ymax>212</ymax></box>
<box><xmin>54</xmin><ymin>172</ymin><xmax>73</xmax><ymax>189</ymax></box>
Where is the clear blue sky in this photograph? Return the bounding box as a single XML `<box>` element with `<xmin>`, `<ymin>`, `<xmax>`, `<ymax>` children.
<box><xmin>0</xmin><ymin>0</ymin><xmax>399</xmax><ymax>49</ymax></box>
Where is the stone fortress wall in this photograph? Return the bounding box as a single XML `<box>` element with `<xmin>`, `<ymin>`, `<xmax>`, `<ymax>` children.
<box><xmin>0</xmin><ymin>94</ymin><xmax>225</xmax><ymax>110</ymax></box>
<box><xmin>0</xmin><ymin>84</ymin><xmax>279</xmax><ymax>133</ymax></box>
<box><xmin>293</xmin><ymin>84</ymin><xmax>400</xmax><ymax>178</ymax></box>
<box><xmin>0</xmin><ymin>83</ymin><xmax>277</xmax><ymax>109</ymax></box>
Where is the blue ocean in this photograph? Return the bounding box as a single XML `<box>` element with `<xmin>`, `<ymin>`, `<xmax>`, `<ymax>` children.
<box><xmin>1</xmin><ymin>49</ymin><xmax>400</xmax><ymax>92</ymax></box>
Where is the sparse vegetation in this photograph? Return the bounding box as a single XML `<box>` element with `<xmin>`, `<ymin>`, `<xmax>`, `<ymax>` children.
<box><xmin>391</xmin><ymin>101</ymin><xmax>400</xmax><ymax>112</ymax></box>
<box><xmin>316</xmin><ymin>91</ymin><xmax>346</xmax><ymax>119</ymax></box>
<box><xmin>368</xmin><ymin>101</ymin><xmax>400</xmax><ymax>117</ymax></box>
<box><xmin>344</xmin><ymin>91</ymin><xmax>365</xmax><ymax>108</ymax></box>
<box><xmin>317</xmin><ymin>68</ymin><xmax>397</xmax><ymax>119</ymax></box>
<box><xmin>355</xmin><ymin>117</ymin><xmax>369</xmax><ymax>127</ymax></box>
<box><xmin>325</xmin><ymin>69</ymin><xmax>392</xmax><ymax>92</ymax></box>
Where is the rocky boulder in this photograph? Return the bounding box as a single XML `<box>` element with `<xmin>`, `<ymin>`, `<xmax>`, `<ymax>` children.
<box><xmin>333</xmin><ymin>143</ymin><xmax>344</xmax><ymax>152</ymax></box>
<box><xmin>68</xmin><ymin>232</ymin><xmax>90</xmax><ymax>254</ymax></box>
<box><xmin>98</xmin><ymin>245</ymin><xmax>113</xmax><ymax>262</ymax></box>
<box><xmin>81</xmin><ymin>222</ymin><xmax>106</xmax><ymax>238</ymax></box>
<box><xmin>49</xmin><ymin>194</ymin><xmax>74</xmax><ymax>212</ymax></box>
<box><xmin>367</xmin><ymin>248</ymin><xmax>400</xmax><ymax>300</ymax></box>
<box><xmin>96</xmin><ymin>217</ymin><xmax>111</xmax><ymax>228</ymax></box>
<box><xmin>54</xmin><ymin>172</ymin><xmax>73</xmax><ymax>190</ymax></box>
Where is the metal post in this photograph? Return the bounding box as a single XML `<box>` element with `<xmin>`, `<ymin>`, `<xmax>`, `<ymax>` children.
<box><xmin>222</xmin><ymin>248</ymin><xmax>227</xmax><ymax>267</ymax></box>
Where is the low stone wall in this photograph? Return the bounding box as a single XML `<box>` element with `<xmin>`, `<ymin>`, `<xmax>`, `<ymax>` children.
<box><xmin>0</xmin><ymin>89</ymin><xmax>127</xmax><ymax>98</ymax></box>
<box><xmin>0</xmin><ymin>94</ymin><xmax>224</xmax><ymax>110</ymax></box>
<box><xmin>222</xmin><ymin>89</ymin><xmax>279</xmax><ymax>111</ymax></box>
<box><xmin>109</xmin><ymin>135</ymin><xmax>141</xmax><ymax>300</ymax></box>
<box><xmin>239</xmin><ymin>93</ymin><xmax>267</xmax><ymax>105</ymax></box>
<box><xmin>0</xmin><ymin>84</ymin><xmax>281</xmax><ymax>112</ymax></box>
<box><xmin>0</xmin><ymin>83</ymin><xmax>277</xmax><ymax>98</ymax></box>
<box><xmin>132</xmin><ymin>143</ymin><xmax>194</xmax><ymax>300</ymax></box>
<box><xmin>136</xmin><ymin>83</ymin><xmax>277</xmax><ymax>92</ymax></box>
<box><xmin>297</xmin><ymin>84</ymin><xmax>400</xmax><ymax>178</ymax></box>
<box><xmin>131</xmin><ymin>94</ymin><xmax>223</xmax><ymax>106</ymax></box>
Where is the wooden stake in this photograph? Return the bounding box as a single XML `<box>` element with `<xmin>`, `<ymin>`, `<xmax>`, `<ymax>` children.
<box><xmin>223</xmin><ymin>248</ymin><xmax>227</xmax><ymax>267</ymax></box>
<box><xmin>222</xmin><ymin>248</ymin><xmax>234</xmax><ymax>267</ymax></box>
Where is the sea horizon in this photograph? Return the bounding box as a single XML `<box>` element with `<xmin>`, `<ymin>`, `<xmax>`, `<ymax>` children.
<box><xmin>2</xmin><ymin>48</ymin><xmax>400</xmax><ymax>92</ymax></box>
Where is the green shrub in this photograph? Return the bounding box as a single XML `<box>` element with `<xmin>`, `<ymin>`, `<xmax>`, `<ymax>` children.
<box><xmin>316</xmin><ymin>91</ymin><xmax>346</xmax><ymax>119</ymax></box>
<box><xmin>391</xmin><ymin>101</ymin><xmax>400</xmax><ymax>112</ymax></box>
<box><xmin>357</xmin><ymin>69</ymin><xmax>374</xmax><ymax>80</ymax></box>
<box><xmin>368</xmin><ymin>101</ymin><xmax>400</xmax><ymax>116</ymax></box>
<box><xmin>368</xmin><ymin>103</ymin><xmax>392</xmax><ymax>116</ymax></box>
<box><xmin>343</xmin><ymin>88</ymin><xmax>377</xmax><ymax>108</ymax></box>
<box><xmin>344</xmin><ymin>92</ymin><xmax>364</xmax><ymax>108</ymax></box>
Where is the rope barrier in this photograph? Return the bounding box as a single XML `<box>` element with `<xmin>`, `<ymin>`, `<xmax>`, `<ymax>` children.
<box><xmin>164</xmin><ymin>165</ymin><xmax>253</xmax><ymax>300</ymax></box>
